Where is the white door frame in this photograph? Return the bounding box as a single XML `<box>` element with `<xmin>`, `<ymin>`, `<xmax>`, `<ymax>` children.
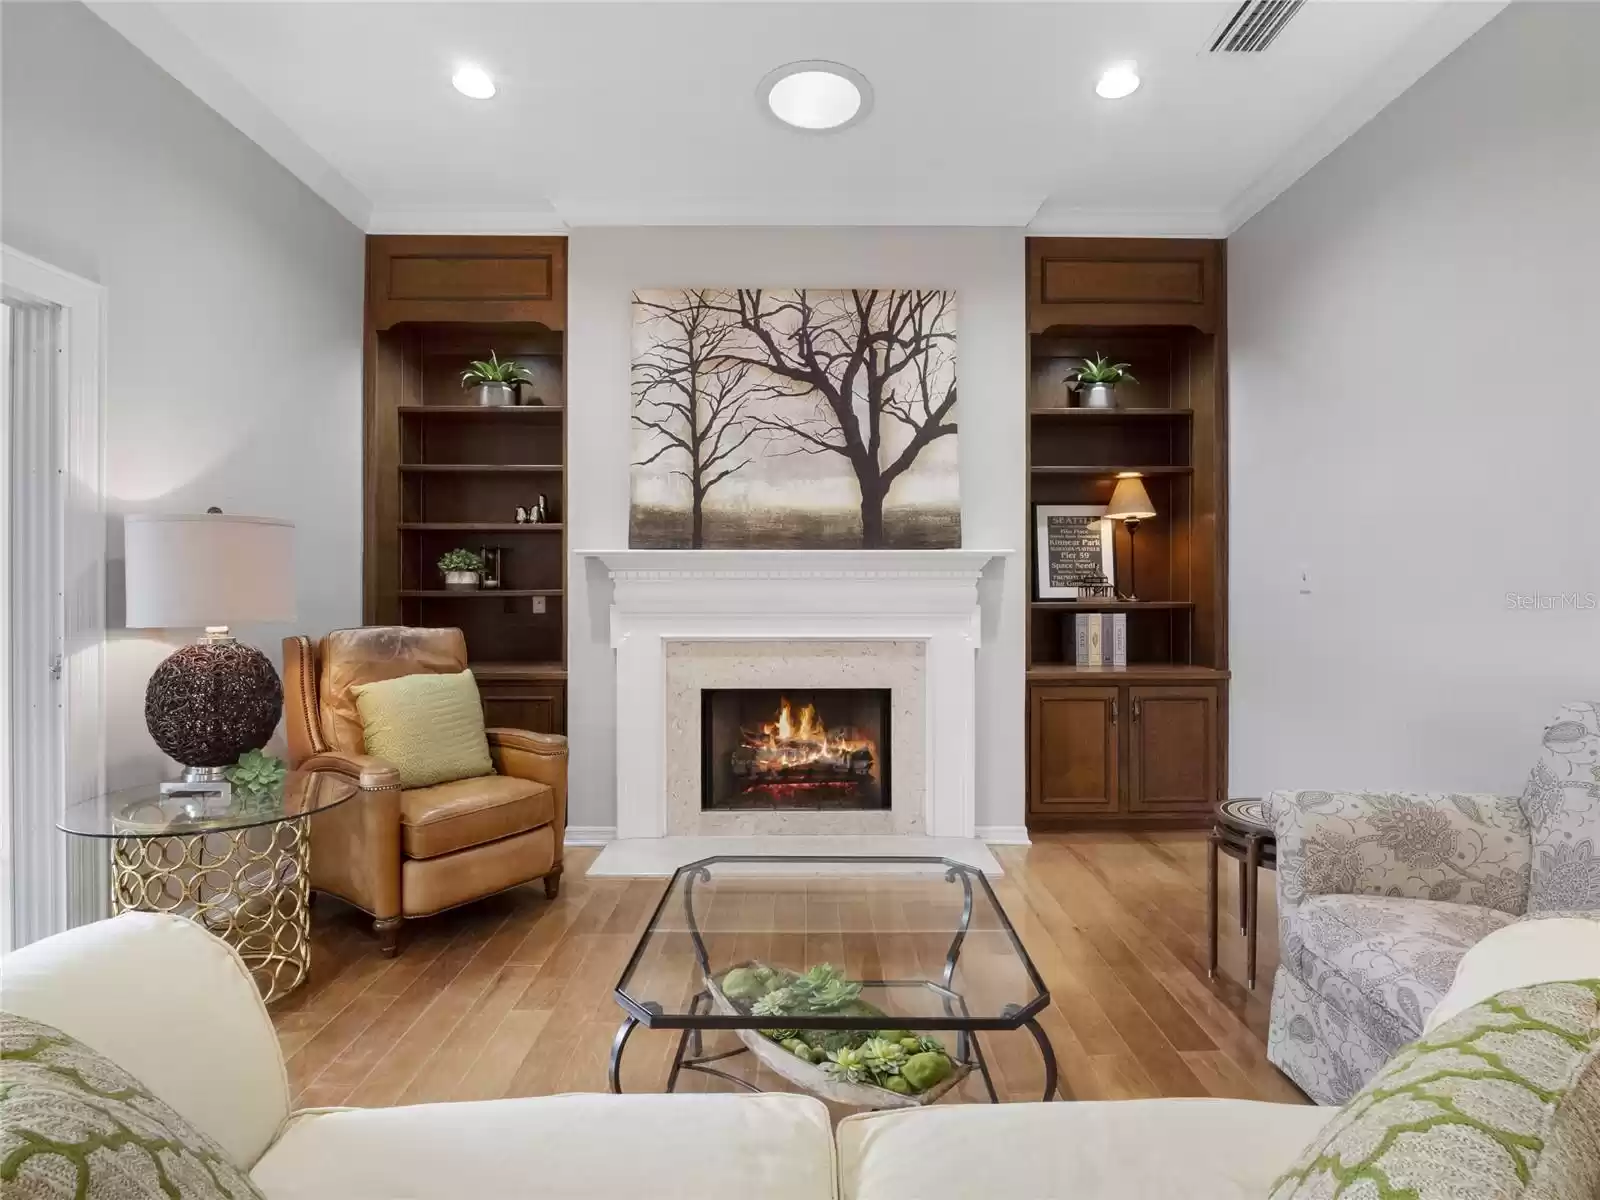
<box><xmin>2</xmin><ymin>245</ymin><xmax>107</xmax><ymax>951</ymax></box>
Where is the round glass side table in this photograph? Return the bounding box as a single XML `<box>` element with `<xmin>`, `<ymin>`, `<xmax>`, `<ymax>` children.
<box><xmin>59</xmin><ymin>770</ymin><xmax>359</xmax><ymax>1003</ymax></box>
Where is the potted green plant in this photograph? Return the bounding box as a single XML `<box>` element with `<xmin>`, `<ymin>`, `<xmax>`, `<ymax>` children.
<box><xmin>437</xmin><ymin>548</ymin><xmax>485</xmax><ymax>591</ymax></box>
<box><xmin>461</xmin><ymin>352</ymin><xmax>533</xmax><ymax>407</ymax></box>
<box><xmin>1066</xmin><ymin>354</ymin><xmax>1137</xmax><ymax>409</ymax></box>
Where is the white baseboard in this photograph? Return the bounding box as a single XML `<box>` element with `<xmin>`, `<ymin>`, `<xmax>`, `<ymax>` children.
<box><xmin>564</xmin><ymin>826</ymin><xmax>616</xmax><ymax>847</ymax></box>
<box><xmin>976</xmin><ymin>825</ymin><xmax>1032</xmax><ymax>845</ymax></box>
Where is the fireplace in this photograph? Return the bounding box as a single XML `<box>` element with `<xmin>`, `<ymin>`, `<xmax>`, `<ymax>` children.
<box><xmin>702</xmin><ymin>688</ymin><xmax>891</xmax><ymax>812</ymax></box>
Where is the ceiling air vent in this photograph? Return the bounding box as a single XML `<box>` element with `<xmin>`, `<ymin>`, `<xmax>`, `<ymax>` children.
<box><xmin>1209</xmin><ymin>0</ymin><xmax>1306</xmax><ymax>52</ymax></box>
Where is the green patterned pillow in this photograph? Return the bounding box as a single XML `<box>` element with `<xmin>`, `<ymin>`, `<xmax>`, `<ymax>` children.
<box><xmin>1271</xmin><ymin>979</ymin><xmax>1600</xmax><ymax>1199</ymax></box>
<box><xmin>0</xmin><ymin>1012</ymin><xmax>264</xmax><ymax>1199</ymax></box>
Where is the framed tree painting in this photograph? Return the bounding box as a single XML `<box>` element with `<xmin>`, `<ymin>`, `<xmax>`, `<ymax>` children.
<box><xmin>1034</xmin><ymin>504</ymin><xmax>1114</xmax><ymax>599</ymax></box>
<box><xmin>630</xmin><ymin>288</ymin><xmax>959</xmax><ymax>549</ymax></box>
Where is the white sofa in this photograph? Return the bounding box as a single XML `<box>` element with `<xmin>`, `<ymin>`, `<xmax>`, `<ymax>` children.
<box><xmin>2</xmin><ymin>913</ymin><xmax>1339</xmax><ymax>1199</ymax></box>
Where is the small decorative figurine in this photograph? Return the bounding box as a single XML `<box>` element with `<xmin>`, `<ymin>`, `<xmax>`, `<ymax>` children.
<box><xmin>514</xmin><ymin>506</ymin><xmax>529</xmax><ymax>524</ymax></box>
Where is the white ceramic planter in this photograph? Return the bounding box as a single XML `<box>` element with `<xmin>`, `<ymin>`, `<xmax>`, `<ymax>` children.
<box><xmin>443</xmin><ymin>570</ymin><xmax>481</xmax><ymax>591</ymax></box>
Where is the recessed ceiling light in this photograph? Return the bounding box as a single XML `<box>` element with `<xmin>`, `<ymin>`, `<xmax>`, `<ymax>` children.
<box><xmin>759</xmin><ymin>61</ymin><xmax>873</xmax><ymax>131</ymax></box>
<box><xmin>1095</xmin><ymin>63</ymin><xmax>1141</xmax><ymax>100</ymax></box>
<box><xmin>452</xmin><ymin>65</ymin><xmax>496</xmax><ymax>100</ymax></box>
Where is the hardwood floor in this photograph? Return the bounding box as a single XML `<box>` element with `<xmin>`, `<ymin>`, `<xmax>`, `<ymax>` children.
<box><xmin>271</xmin><ymin>833</ymin><xmax>1307</xmax><ymax>1108</ymax></box>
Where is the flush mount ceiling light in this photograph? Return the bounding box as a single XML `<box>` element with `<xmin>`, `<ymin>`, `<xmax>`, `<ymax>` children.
<box><xmin>759</xmin><ymin>60</ymin><xmax>873</xmax><ymax>131</ymax></box>
<box><xmin>1095</xmin><ymin>63</ymin><xmax>1141</xmax><ymax>100</ymax></box>
<box><xmin>452</xmin><ymin>64</ymin><xmax>496</xmax><ymax>100</ymax></box>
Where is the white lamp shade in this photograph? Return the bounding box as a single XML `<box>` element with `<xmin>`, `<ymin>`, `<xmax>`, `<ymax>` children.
<box><xmin>124</xmin><ymin>513</ymin><xmax>295</xmax><ymax>629</ymax></box>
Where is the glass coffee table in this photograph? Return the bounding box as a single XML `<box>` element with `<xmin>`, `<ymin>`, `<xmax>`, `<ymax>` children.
<box><xmin>611</xmin><ymin>856</ymin><xmax>1057</xmax><ymax>1105</ymax></box>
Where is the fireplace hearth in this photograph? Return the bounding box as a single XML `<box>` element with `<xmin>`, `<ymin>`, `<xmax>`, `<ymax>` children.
<box><xmin>702</xmin><ymin>688</ymin><xmax>891</xmax><ymax>812</ymax></box>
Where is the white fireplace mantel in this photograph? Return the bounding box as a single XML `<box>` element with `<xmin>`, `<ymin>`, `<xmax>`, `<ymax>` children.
<box><xmin>581</xmin><ymin>549</ymin><xmax>1005</xmax><ymax>843</ymax></box>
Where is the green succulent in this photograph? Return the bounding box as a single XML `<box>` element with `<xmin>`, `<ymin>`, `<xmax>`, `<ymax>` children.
<box><xmin>225</xmin><ymin>750</ymin><xmax>286</xmax><ymax>805</ymax></box>
<box><xmin>784</xmin><ymin>964</ymin><xmax>863</xmax><ymax>1014</ymax></box>
<box><xmin>461</xmin><ymin>352</ymin><xmax>533</xmax><ymax>387</ymax></box>
<box><xmin>901</xmin><ymin>1051</ymin><xmax>953</xmax><ymax>1093</ymax></box>
<box><xmin>779</xmin><ymin>1038</ymin><xmax>815</xmax><ymax>1064</ymax></box>
<box><xmin>881</xmin><ymin>1075</ymin><xmax>912</xmax><ymax>1095</ymax></box>
<box><xmin>750</xmin><ymin>989</ymin><xmax>795</xmax><ymax>1019</ymax></box>
<box><xmin>1067</xmin><ymin>354</ymin><xmax>1137</xmax><ymax>386</ymax></box>
<box><xmin>437</xmin><ymin>548</ymin><xmax>485</xmax><ymax>573</ymax></box>
<box><xmin>760</xmin><ymin>1028</ymin><xmax>801</xmax><ymax>1043</ymax></box>
<box><xmin>858</xmin><ymin>1037</ymin><xmax>907</xmax><ymax>1077</ymax></box>
<box><xmin>915</xmin><ymin>1035</ymin><xmax>947</xmax><ymax>1056</ymax></box>
<box><xmin>823</xmin><ymin>1046</ymin><xmax>871</xmax><ymax>1085</ymax></box>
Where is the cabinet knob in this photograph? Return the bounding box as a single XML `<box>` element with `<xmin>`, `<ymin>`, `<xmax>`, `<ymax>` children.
<box><xmin>1110</xmin><ymin>699</ymin><xmax>1118</xmax><ymax>724</ymax></box>
<box><xmin>1134</xmin><ymin>698</ymin><xmax>1143</xmax><ymax>722</ymax></box>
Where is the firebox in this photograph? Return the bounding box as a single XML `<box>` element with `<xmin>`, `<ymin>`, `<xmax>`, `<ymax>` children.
<box><xmin>701</xmin><ymin>688</ymin><xmax>891</xmax><ymax>811</ymax></box>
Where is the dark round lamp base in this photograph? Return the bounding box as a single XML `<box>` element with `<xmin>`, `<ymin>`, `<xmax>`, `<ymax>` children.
<box><xmin>145</xmin><ymin>640</ymin><xmax>282</xmax><ymax>768</ymax></box>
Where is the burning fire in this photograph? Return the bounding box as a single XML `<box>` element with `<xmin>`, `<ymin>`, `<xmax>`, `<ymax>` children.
<box><xmin>740</xmin><ymin>696</ymin><xmax>877</xmax><ymax>777</ymax></box>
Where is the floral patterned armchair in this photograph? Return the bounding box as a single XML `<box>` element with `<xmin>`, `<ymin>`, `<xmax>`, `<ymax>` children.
<box><xmin>1266</xmin><ymin>701</ymin><xmax>1600</xmax><ymax>1103</ymax></box>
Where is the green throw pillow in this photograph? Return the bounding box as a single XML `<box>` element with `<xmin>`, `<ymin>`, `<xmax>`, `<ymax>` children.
<box><xmin>1271</xmin><ymin>979</ymin><xmax>1600</xmax><ymax>1199</ymax></box>
<box><xmin>351</xmin><ymin>668</ymin><xmax>494</xmax><ymax>789</ymax></box>
<box><xmin>0</xmin><ymin>1011</ymin><xmax>265</xmax><ymax>1199</ymax></box>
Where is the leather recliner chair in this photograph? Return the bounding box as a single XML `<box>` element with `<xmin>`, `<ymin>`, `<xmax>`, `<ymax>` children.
<box><xmin>282</xmin><ymin>626</ymin><xmax>567</xmax><ymax>956</ymax></box>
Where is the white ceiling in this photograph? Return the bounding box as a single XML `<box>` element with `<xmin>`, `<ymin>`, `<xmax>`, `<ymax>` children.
<box><xmin>92</xmin><ymin>1</ymin><xmax>1507</xmax><ymax>234</ymax></box>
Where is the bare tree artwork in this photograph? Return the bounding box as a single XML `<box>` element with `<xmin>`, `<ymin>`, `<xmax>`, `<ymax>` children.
<box><xmin>631</xmin><ymin>288</ymin><xmax>958</xmax><ymax>549</ymax></box>
<box><xmin>631</xmin><ymin>290</ymin><xmax>771</xmax><ymax>547</ymax></box>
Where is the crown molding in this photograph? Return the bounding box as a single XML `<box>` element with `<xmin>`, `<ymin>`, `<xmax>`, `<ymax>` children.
<box><xmin>1026</xmin><ymin>201</ymin><xmax>1229</xmax><ymax>239</ymax></box>
<box><xmin>86</xmin><ymin>1</ymin><xmax>372</xmax><ymax>230</ymax></box>
<box><xmin>366</xmin><ymin>207</ymin><xmax>570</xmax><ymax>236</ymax></box>
<box><xmin>1221</xmin><ymin>0</ymin><xmax>1510</xmax><ymax>234</ymax></box>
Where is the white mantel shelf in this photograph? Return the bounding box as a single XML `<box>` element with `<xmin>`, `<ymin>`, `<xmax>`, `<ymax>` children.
<box><xmin>581</xmin><ymin>548</ymin><xmax>1009</xmax><ymax>846</ymax></box>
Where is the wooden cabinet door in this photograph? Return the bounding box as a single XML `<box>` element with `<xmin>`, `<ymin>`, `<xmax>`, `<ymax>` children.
<box><xmin>1028</xmin><ymin>237</ymin><xmax>1221</xmax><ymax>333</ymax></box>
<box><xmin>1029</xmin><ymin>685</ymin><xmax>1120</xmax><ymax>813</ymax></box>
<box><xmin>479</xmin><ymin>679</ymin><xmax>566</xmax><ymax>736</ymax></box>
<box><xmin>367</xmin><ymin>235</ymin><xmax>567</xmax><ymax>330</ymax></box>
<box><xmin>1128</xmin><ymin>686</ymin><xmax>1217</xmax><ymax>813</ymax></box>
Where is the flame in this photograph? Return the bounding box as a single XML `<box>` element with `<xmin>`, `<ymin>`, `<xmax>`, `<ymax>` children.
<box><xmin>740</xmin><ymin>696</ymin><xmax>876</xmax><ymax>775</ymax></box>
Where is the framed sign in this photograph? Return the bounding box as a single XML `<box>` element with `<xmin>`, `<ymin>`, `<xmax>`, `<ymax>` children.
<box><xmin>1034</xmin><ymin>504</ymin><xmax>1115</xmax><ymax>599</ymax></box>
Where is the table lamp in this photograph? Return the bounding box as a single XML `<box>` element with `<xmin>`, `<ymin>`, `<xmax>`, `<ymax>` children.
<box><xmin>124</xmin><ymin>510</ymin><xmax>295</xmax><ymax>792</ymax></box>
<box><xmin>1106</xmin><ymin>474</ymin><xmax>1157</xmax><ymax>601</ymax></box>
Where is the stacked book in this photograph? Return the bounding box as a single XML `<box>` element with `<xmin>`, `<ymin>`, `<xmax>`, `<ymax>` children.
<box><xmin>1067</xmin><ymin>612</ymin><xmax>1128</xmax><ymax>667</ymax></box>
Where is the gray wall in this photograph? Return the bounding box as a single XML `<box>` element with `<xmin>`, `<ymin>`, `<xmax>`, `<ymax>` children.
<box><xmin>2</xmin><ymin>2</ymin><xmax>365</xmax><ymax>786</ymax></box>
<box><xmin>1229</xmin><ymin>1</ymin><xmax>1599</xmax><ymax>796</ymax></box>
<box><xmin>567</xmin><ymin>228</ymin><xmax>1028</xmax><ymax>835</ymax></box>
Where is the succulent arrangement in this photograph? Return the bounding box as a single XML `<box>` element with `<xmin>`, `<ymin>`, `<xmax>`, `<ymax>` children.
<box><xmin>225</xmin><ymin>749</ymin><xmax>287</xmax><ymax>814</ymax></box>
<box><xmin>460</xmin><ymin>352</ymin><xmax>533</xmax><ymax>388</ymax></box>
<box><xmin>1066</xmin><ymin>354</ymin><xmax>1137</xmax><ymax>386</ymax></box>
<box><xmin>720</xmin><ymin>962</ymin><xmax>955</xmax><ymax>1096</ymax></box>
<box><xmin>437</xmin><ymin>548</ymin><xmax>485</xmax><ymax>573</ymax></box>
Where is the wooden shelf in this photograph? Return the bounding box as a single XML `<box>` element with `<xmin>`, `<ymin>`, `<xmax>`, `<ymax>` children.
<box><xmin>1031</xmin><ymin>600</ymin><xmax>1194</xmax><ymax>611</ymax></box>
<box><xmin>399</xmin><ymin>405</ymin><xmax>563</xmax><ymax>416</ymax></box>
<box><xmin>1030</xmin><ymin>464</ymin><xmax>1193</xmax><ymax>476</ymax></box>
<box><xmin>399</xmin><ymin>589</ymin><xmax>563</xmax><ymax>599</ymax></box>
<box><xmin>1027</xmin><ymin>664</ymin><xmax>1230</xmax><ymax>682</ymax></box>
<box><xmin>1030</xmin><ymin>408</ymin><xmax>1192</xmax><ymax>420</ymax></box>
<box><xmin>399</xmin><ymin>463</ymin><xmax>564</xmax><ymax>474</ymax></box>
<box><xmin>400</xmin><ymin>523</ymin><xmax>563</xmax><ymax>532</ymax></box>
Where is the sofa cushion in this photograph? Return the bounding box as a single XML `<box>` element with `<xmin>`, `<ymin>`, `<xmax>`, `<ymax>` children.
<box><xmin>1426</xmin><ymin>915</ymin><xmax>1600</xmax><ymax>1034</ymax></box>
<box><xmin>1</xmin><ymin>1011</ymin><xmax>266</xmax><ymax>1200</ymax></box>
<box><xmin>353</xmin><ymin>669</ymin><xmax>493</xmax><ymax>790</ymax></box>
<box><xmin>1291</xmin><ymin>894</ymin><xmax>1516</xmax><ymax>1037</ymax></box>
<box><xmin>400</xmin><ymin>774</ymin><xmax>554</xmax><ymax>859</ymax></box>
<box><xmin>1271</xmin><ymin>979</ymin><xmax>1600</xmax><ymax>1200</ymax></box>
<box><xmin>0</xmin><ymin>913</ymin><xmax>290</xmax><ymax>1170</ymax></box>
<box><xmin>249</xmin><ymin>1093</ymin><xmax>834</xmax><ymax>1200</ymax></box>
<box><xmin>837</xmin><ymin>1098</ymin><xmax>1336</xmax><ymax>1200</ymax></box>
<box><xmin>1522</xmin><ymin>702</ymin><xmax>1600</xmax><ymax>912</ymax></box>
<box><xmin>317</xmin><ymin>627</ymin><xmax>467</xmax><ymax>757</ymax></box>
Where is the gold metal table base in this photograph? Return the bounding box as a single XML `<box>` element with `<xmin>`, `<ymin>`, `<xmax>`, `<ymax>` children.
<box><xmin>111</xmin><ymin>817</ymin><xmax>311</xmax><ymax>1003</ymax></box>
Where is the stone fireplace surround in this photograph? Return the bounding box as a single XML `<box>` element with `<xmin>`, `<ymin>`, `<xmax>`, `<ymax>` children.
<box><xmin>582</xmin><ymin>550</ymin><xmax>1003</xmax><ymax>874</ymax></box>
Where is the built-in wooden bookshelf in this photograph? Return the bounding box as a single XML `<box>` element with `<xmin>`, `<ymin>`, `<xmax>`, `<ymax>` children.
<box><xmin>363</xmin><ymin>236</ymin><xmax>569</xmax><ymax>733</ymax></box>
<box><xmin>1025</xmin><ymin>237</ymin><xmax>1228</xmax><ymax>829</ymax></box>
